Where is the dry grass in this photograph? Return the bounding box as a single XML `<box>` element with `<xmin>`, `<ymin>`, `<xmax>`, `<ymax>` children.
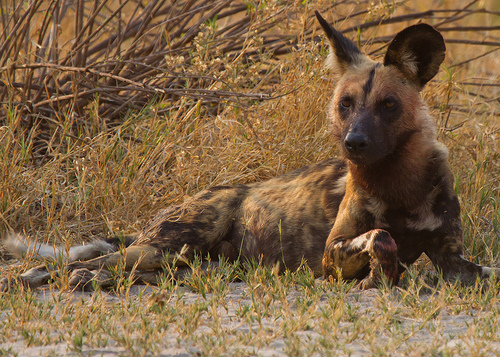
<box><xmin>1</xmin><ymin>0</ymin><xmax>500</xmax><ymax>355</ymax></box>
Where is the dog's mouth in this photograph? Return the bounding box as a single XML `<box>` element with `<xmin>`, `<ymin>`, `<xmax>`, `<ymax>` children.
<box><xmin>343</xmin><ymin>148</ymin><xmax>378</xmax><ymax>166</ymax></box>
<box><xmin>346</xmin><ymin>154</ymin><xmax>368</xmax><ymax>165</ymax></box>
<box><xmin>344</xmin><ymin>148</ymin><xmax>395</xmax><ymax>168</ymax></box>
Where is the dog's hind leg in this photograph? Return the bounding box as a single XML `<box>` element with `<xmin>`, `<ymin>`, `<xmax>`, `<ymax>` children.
<box><xmin>0</xmin><ymin>234</ymin><xmax>137</xmax><ymax>291</ymax></box>
<box><xmin>65</xmin><ymin>244</ymin><xmax>184</xmax><ymax>287</ymax></box>
<box><xmin>68</xmin><ymin>245</ymin><xmax>166</xmax><ymax>271</ymax></box>
<box><xmin>65</xmin><ymin>242</ymin><xmax>208</xmax><ymax>288</ymax></box>
<box><xmin>0</xmin><ymin>264</ymin><xmax>56</xmax><ymax>291</ymax></box>
<box><xmin>322</xmin><ymin>229</ymin><xmax>399</xmax><ymax>289</ymax></box>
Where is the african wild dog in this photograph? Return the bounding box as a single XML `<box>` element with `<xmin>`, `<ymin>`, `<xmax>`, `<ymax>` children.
<box><xmin>2</xmin><ymin>12</ymin><xmax>499</xmax><ymax>292</ymax></box>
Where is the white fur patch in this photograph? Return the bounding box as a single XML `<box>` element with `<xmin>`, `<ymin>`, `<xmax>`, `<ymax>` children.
<box><xmin>406</xmin><ymin>211</ymin><xmax>443</xmax><ymax>231</ymax></box>
<box><xmin>331</xmin><ymin>173</ymin><xmax>347</xmax><ymax>196</ymax></box>
<box><xmin>406</xmin><ymin>187</ymin><xmax>443</xmax><ymax>231</ymax></box>
<box><xmin>365</xmin><ymin>197</ymin><xmax>389</xmax><ymax>228</ymax></box>
<box><xmin>351</xmin><ymin>234</ymin><xmax>371</xmax><ymax>251</ymax></box>
<box><xmin>482</xmin><ymin>267</ymin><xmax>500</xmax><ymax>278</ymax></box>
<box><xmin>400</xmin><ymin>51</ymin><xmax>418</xmax><ymax>77</ymax></box>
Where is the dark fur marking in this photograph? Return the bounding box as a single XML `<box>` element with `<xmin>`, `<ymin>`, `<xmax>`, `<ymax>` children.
<box><xmin>362</xmin><ymin>67</ymin><xmax>376</xmax><ymax>98</ymax></box>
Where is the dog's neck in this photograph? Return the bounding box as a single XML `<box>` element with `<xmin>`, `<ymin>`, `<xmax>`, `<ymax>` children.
<box><xmin>348</xmin><ymin>132</ymin><xmax>446</xmax><ymax>209</ymax></box>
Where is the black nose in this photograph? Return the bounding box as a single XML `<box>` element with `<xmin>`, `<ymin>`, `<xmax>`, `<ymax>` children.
<box><xmin>344</xmin><ymin>133</ymin><xmax>368</xmax><ymax>153</ymax></box>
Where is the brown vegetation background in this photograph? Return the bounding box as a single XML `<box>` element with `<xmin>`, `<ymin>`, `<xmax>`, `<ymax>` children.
<box><xmin>0</xmin><ymin>0</ymin><xmax>499</xmax><ymax>270</ymax></box>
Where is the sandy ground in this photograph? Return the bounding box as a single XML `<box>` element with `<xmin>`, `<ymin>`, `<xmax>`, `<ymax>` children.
<box><xmin>1</xmin><ymin>280</ymin><xmax>499</xmax><ymax>356</ymax></box>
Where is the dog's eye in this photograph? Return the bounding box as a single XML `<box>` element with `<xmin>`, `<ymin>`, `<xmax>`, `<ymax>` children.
<box><xmin>340</xmin><ymin>99</ymin><xmax>352</xmax><ymax>108</ymax></box>
<box><xmin>384</xmin><ymin>100</ymin><xmax>396</xmax><ymax>109</ymax></box>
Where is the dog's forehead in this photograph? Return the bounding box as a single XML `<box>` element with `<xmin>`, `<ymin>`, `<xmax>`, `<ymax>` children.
<box><xmin>335</xmin><ymin>62</ymin><xmax>411</xmax><ymax>98</ymax></box>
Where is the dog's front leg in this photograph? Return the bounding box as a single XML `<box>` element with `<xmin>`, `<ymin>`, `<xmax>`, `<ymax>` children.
<box><xmin>322</xmin><ymin>229</ymin><xmax>399</xmax><ymax>289</ymax></box>
<box><xmin>424</xmin><ymin>235</ymin><xmax>500</xmax><ymax>285</ymax></box>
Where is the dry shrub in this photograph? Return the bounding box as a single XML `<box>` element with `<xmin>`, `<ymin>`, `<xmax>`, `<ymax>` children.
<box><xmin>0</xmin><ymin>0</ymin><xmax>499</xmax><ymax>264</ymax></box>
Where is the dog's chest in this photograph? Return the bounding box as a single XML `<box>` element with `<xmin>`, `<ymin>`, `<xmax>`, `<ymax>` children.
<box><xmin>365</xmin><ymin>196</ymin><xmax>444</xmax><ymax>235</ymax></box>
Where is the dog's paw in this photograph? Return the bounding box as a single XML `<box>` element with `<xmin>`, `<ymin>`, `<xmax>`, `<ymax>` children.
<box><xmin>0</xmin><ymin>276</ymin><xmax>19</xmax><ymax>293</ymax></box>
<box><xmin>370</xmin><ymin>231</ymin><xmax>399</xmax><ymax>286</ymax></box>
<box><xmin>68</xmin><ymin>268</ymin><xmax>95</xmax><ymax>290</ymax></box>
<box><xmin>68</xmin><ymin>268</ymin><xmax>113</xmax><ymax>291</ymax></box>
<box><xmin>358</xmin><ymin>276</ymin><xmax>377</xmax><ymax>290</ymax></box>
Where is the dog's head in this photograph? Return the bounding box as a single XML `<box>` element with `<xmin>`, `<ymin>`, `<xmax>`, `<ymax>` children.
<box><xmin>316</xmin><ymin>12</ymin><xmax>445</xmax><ymax>166</ymax></box>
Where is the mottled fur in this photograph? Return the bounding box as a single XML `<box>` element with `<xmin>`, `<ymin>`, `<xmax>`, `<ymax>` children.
<box><xmin>2</xmin><ymin>13</ymin><xmax>499</xmax><ymax>292</ymax></box>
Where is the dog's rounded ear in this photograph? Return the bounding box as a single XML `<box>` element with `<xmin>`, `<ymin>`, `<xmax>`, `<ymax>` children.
<box><xmin>315</xmin><ymin>11</ymin><xmax>364</xmax><ymax>78</ymax></box>
<box><xmin>384</xmin><ymin>24</ymin><xmax>445</xmax><ymax>89</ymax></box>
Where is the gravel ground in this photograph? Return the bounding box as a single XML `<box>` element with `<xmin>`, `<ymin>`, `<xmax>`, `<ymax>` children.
<box><xmin>1</xmin><ymin>280</ymin><xmax>499</xmax><ymax>356</ymax></box>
